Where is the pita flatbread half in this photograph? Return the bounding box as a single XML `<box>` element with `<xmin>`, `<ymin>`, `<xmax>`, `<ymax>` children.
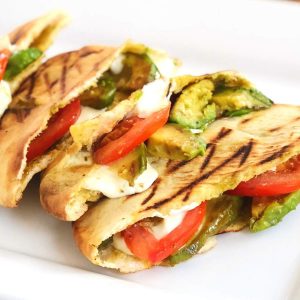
<box><xmin>73</xmin><ymin>104</ymin><xmax>300</xmax><ymax>272</ymax></box>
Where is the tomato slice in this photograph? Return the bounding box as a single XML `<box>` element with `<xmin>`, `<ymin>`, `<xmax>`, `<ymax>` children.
<box><xmin>122</xmin><ymin>202</ymin><xmax>206</xmax><ymax>264</ymax></box>
<box><xmin>228</xmin><ymin>155</ymin><xmax>300</xmax><ymax>197</ymax></box>
<box><xmin>0</xmin><ymin>49</ymin><xmax>11</xmax><ymax>81</ymax></box>
<box><xmin>93</xmin><ymin>105</ymin><xmax>170</xmax><ymax>165</ymax></box>
<box><xmin>26</xmin><ymin>99</ymin><xmax>81</xmax><ymax>162</ymax></box>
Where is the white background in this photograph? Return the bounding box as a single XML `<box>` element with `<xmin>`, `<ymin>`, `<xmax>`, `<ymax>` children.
<box><xmin>0</xmin><ymin>0</ymin><xmax>300</xmax><ymax>299</ymax></box>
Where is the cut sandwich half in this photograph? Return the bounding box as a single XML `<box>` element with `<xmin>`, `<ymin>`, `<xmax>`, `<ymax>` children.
<box><xmin>0</xmin><ymin>11</ymin><xmax>69</xmax><ymax>117</ymax></box>
<box><xmin>40</xmin><ymin>44</ymin><xmax>178</xmax><ymax>221</ymax></box>
<box><xmin>73</xmin><ymin>74</ymin><xmax>300</xmax><ymax>273</ymax></box>
<box><xmin>0</xmin><ymin>41</ymin><xmax>177</xmax><ymax>209</ymax></box>
<box><xmin>40</xmin><ymin>71</ymin><xmax>271</xmax><ymax>221</ymax></box>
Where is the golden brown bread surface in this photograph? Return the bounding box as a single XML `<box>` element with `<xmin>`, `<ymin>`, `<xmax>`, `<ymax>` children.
<box><xmin>39</xmin><ymin>44</ymin><xmax>175</xmax><ymax>221</ymax></box>
<box><xmin>9</xmin><ymin>10</ymin><xmax>69</xmax><ymax>52</ymax></box>
<box><xmin>73</xmin><ymin>104</ymin><xmax>300</xmax><ymax>273</ymax></box>
<box><xmin>0</xmin><ymin>45</ymin><xmax>118</xmax><ymax>208</ymax></box>
<box><xmin>40</xmin><ymin>99</ymin><xmax>137</xmax><ymax>221</ymax></box>
<box><xmin>7</xmin><ymin>11</ymin><xmax>70</xmax><ymax>93</ymax></box>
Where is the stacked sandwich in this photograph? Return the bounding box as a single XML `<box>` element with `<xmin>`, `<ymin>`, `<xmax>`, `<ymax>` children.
<box><xmin>1</xmin><ymin>11</ymin><xmax>300</xmax><ymax>273</ymax></box>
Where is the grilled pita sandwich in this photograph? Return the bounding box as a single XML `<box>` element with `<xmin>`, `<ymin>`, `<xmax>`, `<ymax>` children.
<box><xmin>40</xmin><ymin>71</ymin><xmax>271</xmax><ymax>222</ymax></box>
<box><xmin>72</xmin><ymin>73</ymin><xmax>300</xmax><ymax>273</ymax></box>
<box><xmin>0</xmin><ymin>41</ymin><xmax>176</xmax><ymax>209</ymax></box>
<box><xmin>0</xmin><ymin>11</ymin><xmax>69</xmax><ymax>117</ymax></box>
<box><xmin>39</xmin><ymin>45</ymin><xmax>177</xmax><ymax>221</ymax></box>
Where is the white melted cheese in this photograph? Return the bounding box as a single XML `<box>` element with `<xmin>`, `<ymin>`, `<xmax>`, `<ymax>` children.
<box><xmin>82</xmin><ymin>163</ymin><xmax>158</xmax><ymax>199</ymax></box>
<box><xmin>110</xmin><ymin>54</ymin><xmax>125</xmax><ymax>74</ymax></box>
<box><xmin>150</xmin><ymin>212</ymin><xmax>186</xmax><ymax>240</ymax></box>
<box><xmin>153</xmin><ymin>56</ymin><xmax>177</xmax><ymax>79</ymax></box>
<box><xmin>75</xmin><ymin>106</ymin><xmax>104</xmax><ymax>124</ymax></box>
<box><xmin>113</xmin><ymin>233</ymin><xmax>133</xmax><ymax>255</ymax></box>
<box><xmin>0</xmin><ymin>80</ymin><xmax>11</xmax><ymax>118</ymax></box>
<box><xmin>134</xmin><ymin>79</ymin><xmax>169</xmax><ymax>118</ymax></box>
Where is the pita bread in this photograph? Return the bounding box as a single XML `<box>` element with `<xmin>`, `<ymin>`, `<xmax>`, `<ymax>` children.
<box><xmin>9</xmin><ymin>10</ymin><xmax>69</xmax><ymax>52</ymax></box>
<box><xmin>0</xmin><ymin>45</ymin><xmax>118</xmax><ymax>208</ymax></box>
<box><xmin>73</xmin><ymin>104</ymin><xmax>300</xmax><ymax>272</ymax></box>
<box><xmin>39</xmin><ymin>71</ymin><xmax>260</xmax><ymax>221</ymax></box>
<box><xmin>7</xmin><ymin>11</ymin><xmax>70</xmax><ymax>93</ymax></box>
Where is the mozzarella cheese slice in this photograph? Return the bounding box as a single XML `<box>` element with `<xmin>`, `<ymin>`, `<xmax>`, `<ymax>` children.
<box><xmin>82</xmin><ymin>163</ymin><xmax>158</xmax><ymax>199</ymax></box>
<box><xmin>0</xmin><ymin>80</ymin><xmax>12</xmax><ymax>118</ymax></box>
<box><xmin>134</xmin><ymin>79</ymin><xmax>169</xmax><ymax>118</ymax></box>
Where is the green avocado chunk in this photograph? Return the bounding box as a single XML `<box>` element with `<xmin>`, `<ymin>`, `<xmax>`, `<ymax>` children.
<box><xmin>169</xmin><ymin>79</ymin><xmax>272</xmax><ymax>129</ymax></box>
<box><xmin>250</xmin><ymin>190</ymin><xmax>300</xmax><ymax>232</ymax></box>
<box><xmin>169</xmin><ymin>80</ymin><xmax>217</xmax><ymax>129</ymax></box>
<box><xmin>79</xmin><ymin>52</ymin><xmax>159</xmax><ymax>109</ymax></box>
<box><xmin>114</xmin><ymin>53</ymin><xmax>159</xmax><ymax>92</ymax></box>
<box><xmin>224</xmin><ymin>108</ymin><xmax>253</xmax><ymax>117</ymax></box>
<box><xmin>79</xmin><ymin>75</ymin><xmax>117</xmax><ymax>109</ymax></box>
<box><xmin>166</xmin><ymin>195</ymin><xmax>247</xmax><ymax>266</ymax></box>
<box><xmin>110</xmin><ymin>143</ymin><xmax>147</xmax><ymax>186</ymax></box>
<box><xmin>147</xmin><ymin>124</ymin><xmax>206</xmax><ymax>160</ymax></box>
<box><xmin>4</xmin><ymin>48</ymin><xmax>43</xmax><ymax>81</ymax></box>
<box><xmin>212</xmin><ymin>87</ymin><xmax>273</xmax><ymax>113</ymax></box>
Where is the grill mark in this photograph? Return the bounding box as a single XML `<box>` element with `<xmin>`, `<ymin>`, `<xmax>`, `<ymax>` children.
<box><xmin>200</xmin><ymin>144</ymin><xmax>216</xmax><ymax>171</ymax></box>
<box><xmin>182</xmin><ymin>190</ymin><xmax>191</xmax><ymax>202</ymax></box>
<box><xmin>167</xmin><ymin>127</ymin><xmax>232</xmax><ymax>174</ymax></box>
<box><xmin>13</xmin><ymin>78</ymin><xmax>30</xmax><ymax>96</ymax></box>
<box><xmin>241</xmin><ymin>117</ymin><xmax>252</xmax><ymax>124</ymax></box>
<box><xmin>206</xmin><ymin>143</ymin><xmax>212</xmax><ymax>149</ymax></box>
<box><xmin>269</xmin><ymin>126</ymin><xmax>282</xmax><ymax>132</ymax></box>
<box><xmin>212</xmin><ymin>127</ymin><xmax>232</xmax><ymax>143</ymax></box>
<box><xmin>141</xmin><ymin>179</ymin><xmax>161</xmax><ymax>205</ymax></box>
<box><xmin>268</xmin><ymin>115</ymin><xmax>300</xmax><ymax>134</ymax></box>
<box><xmin>60</xmin><ymin>53</ymin><xmax>71</xmax><ymax>96</ymax></box>
<box><xmin>167</xmin><ymin>160</ymin><xmax>190</xmax><ymax>174</ymax></box>
<box><xmin>26</xmin><ymin>74</ymin><xmax>37</xmax><ymax>100</ymax></box>
<box><xmin>43</xmin><ymin>72</ymin><xmax>52</xmax><ymax>95</ymax></box>
<box><xmin>259</xmin><ymin>145</ymin><xmax>289</xmax><ymax>164</ymax></box>
<box><xmin>50</xmin><ymin>79</ymin><xmax>59</xmax><ymax>89</ymax></box>
<box><xmin>79</xmin><ymin>48</ymin><xmax>104</xmax><ymax>59</ymax></box>
<box><xmin>145</xmin><ymin>199</ymin><xmax>170</xmax><ymax>211</ymax></box>
<box><xmin>14</xmin><ymin>109</ymin><xmax>31</xmax><ymax>122</ymax></box>
<box><xmin>239</xmin><ymin>139</ymin><xmax>254</xmax><ymax>166</ymax></box>
<box><xmin>72</xmin><ymin>53</ymin><xmax>113</xmax><ymax>93</ymax></box>
<box><xmin>146</xmin><ymin>140</ymin><xmax>254</xmax><ymax>210</ymax></box>
<box><xmin>10</xmin><ymin>26</ymin><xmax>27</xmax><ymax>44</ymax></box>
<box><xmin>166</xmin><ymin>160</ymin><xmax>173</xmax><ymax>169</ymax></box>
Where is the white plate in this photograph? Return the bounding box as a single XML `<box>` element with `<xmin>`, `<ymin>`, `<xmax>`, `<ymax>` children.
<box><xmin>1</xmin><ymin>0</ymin><xmax>300</xmax><ymax>299</ymax></box>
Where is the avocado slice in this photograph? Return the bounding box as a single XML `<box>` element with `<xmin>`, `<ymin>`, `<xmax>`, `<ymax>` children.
<box><xmin>4</xmin><ymin>48</ymin><xmax>43</xmax><ymax>81</ymax></box>
<box><xmin>147</xmin><ymin>124</ymin><xmax>206</xmax><ymax>160</ymax></box>
<box><xmin>79</xmin><ymin>52</ymin><xmax>159</xmax><ymax>109</ymax></box>
<box><xmin>250</xmin><ymin>190</ymin><xmax>300</xmax><ymax>232</ymax></box>
<box><xmin>113</xmin><ymin>53</ymin><xmax>159</xmax><ymax>92</ymax></box>
<box><xmin>79</xmin><ymin>75</ymin><xmax>117</xmax><ymax>109</ymax></box>
<box><xmin>166</xmin><ymin>195</ymin><xmax>247</xmax><ymax>265</ymax></box>
<box><xmin>169</xmin><ymin>79</ymin><xmax>217</xmax><ymax>129</ymax></box>
<box><xmin>213</xmin><ymin>87</ymin><xmax>273</xmax><ymax>113</ymax></box>
<box><xmin>110</xmin><ymin>143</ymin><xmax>147</xmax><ymax>186</ymax></box>
<box><xmin>169</xmin><ymin>77</ymin><xmax>272</xmax><ymax>129</ymax></box>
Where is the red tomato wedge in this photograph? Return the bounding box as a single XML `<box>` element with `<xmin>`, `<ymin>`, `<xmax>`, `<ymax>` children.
<box><xmin>26</xmin><ymin>99</ymin><xmax>81</xmax><ymax>162</ymax></box>
<box><xmin>93</xmin><ymin>105</ymin><xmax>170</xmax><ymax>165</ymax></box>
<box><xmin>0</xmin><ymin>49</ymin><xmax>11</xmax><ymax>81</ymax></box>
<box><xmin>122</xmin><ymin>202</ymin><xmax>206</xmax><ymax>264</ymax></box>
<box><xmin>228</xmin><ymin>155</ymin><xmax>300</xmax><ymax>197</ymax></box>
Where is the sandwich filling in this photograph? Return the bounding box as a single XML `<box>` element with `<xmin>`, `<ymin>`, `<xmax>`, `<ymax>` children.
<box><xmin>26</xmin><ymin>46</ymin><xmax>175</xmax><ymax>193</ymax></box>
<box><xmin>100</xmin><ymin>153</ymin><xmax>300</xmax><ymax>266</ymax></box>
<box><xmin>92</xmin><ymin>74</ymin><xmax>300</xmax><ymax>267</ymax></box>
